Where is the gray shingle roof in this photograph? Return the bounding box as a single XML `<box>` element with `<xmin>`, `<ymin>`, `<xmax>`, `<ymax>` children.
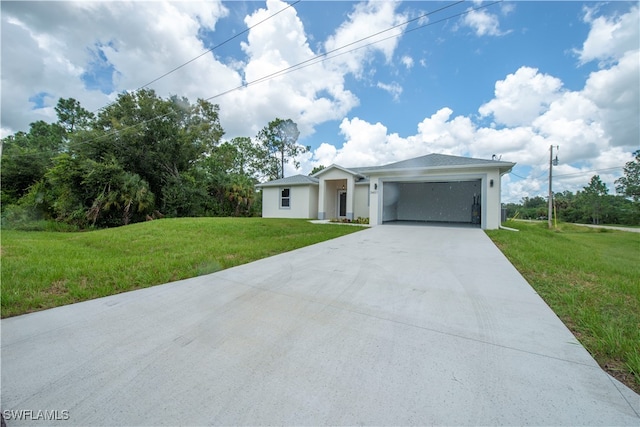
<box><xmin>258</xmin><ymin>154</ymin><xmax>514</xmax><ymax>186</ymax></box>
<box><xmin>256</xmin><ymin>174</ymin><xmax>319</xmax><ymax>187</ymax></box>
<box><xmin>358</xmin><ymin>153</ymin><xmax>514</xmax><ymax>172</ymax></box>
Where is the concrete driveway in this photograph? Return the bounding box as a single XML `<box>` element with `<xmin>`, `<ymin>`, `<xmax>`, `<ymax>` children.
<box><xmin>2</xmin><ymin>225</ymin><xmax>639</xmax><ymax>426</ymax></box>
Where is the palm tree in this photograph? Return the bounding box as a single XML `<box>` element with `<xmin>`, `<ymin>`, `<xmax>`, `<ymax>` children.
<box><xmin>86</xmin><ymin>172</ymin><xmax>154</xmax><ymax>226</ymax></box>
<box><xmin>120</xmin><ymin>172</ymin><xmax>154</xmax><ymax>225</ymax></box>
<box><xmin>226</xmin><ymin>175</ymin><xmax>255</xmax><ymax>216</ymax></box>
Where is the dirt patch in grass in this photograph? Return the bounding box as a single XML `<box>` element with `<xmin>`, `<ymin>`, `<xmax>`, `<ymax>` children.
<box><xmin>604</xmin><ymin>361</ymin><xmax>640</xmax><ymax>394</ymax></box>
<box><xmin>48</xmin><ymin>280</ymin><xmax>68</xmax><ymax>296</ymax></box>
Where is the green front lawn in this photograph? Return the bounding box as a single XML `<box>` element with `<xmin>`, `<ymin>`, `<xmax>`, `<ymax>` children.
<box><xmin>1</xmin><ymin>218</ymin><xmax>364</xmax><ymax>318</ymax></box>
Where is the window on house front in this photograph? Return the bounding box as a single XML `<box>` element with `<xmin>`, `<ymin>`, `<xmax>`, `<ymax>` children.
<box><xmin>280</xmin><ymin>188</ymin><xmax>290</xmax><ymax>208</ymax></box>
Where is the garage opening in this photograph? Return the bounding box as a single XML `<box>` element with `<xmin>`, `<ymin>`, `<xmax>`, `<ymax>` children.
<box><xmin>382</xmin><ymin>180</ymin><xmax>481</xmax><ymax>226</ymax></box>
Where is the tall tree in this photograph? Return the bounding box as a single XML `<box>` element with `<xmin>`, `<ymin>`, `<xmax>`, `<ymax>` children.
<box><xmin>84</xmin><ymin>159</ymin><xmax>154</xmax><ymax>227</ymax></box>
<box><xmin>257</xmin><ymin>118</ymin><xmax>308</xmax><ymax>179</ymax></box>
<box><xmin>0</xmin><ymin>121</ymin><xmax>65</xmax><ymax>205</ymax></box>
<box><xmin>55</xmin><ymin>98</ymin><xmax>94</xmax><ymax>135</ymax></box>
<box><xmin>615</xmin><ymin>150</ymin><xmax>640</xmax><ymax>201</ymax></box>
<box><xmin>225</xmin><ymin>174</ymin><xmax>257</xmax><ymax>217</ymax></box>
<box><xmin>310</xmin><ymin>165</ymin><xmax>325</xmax><ymax>175</ymax></box>
<box><xmin>80</xmin><ymin>89</ymin><xmax>224</xmax><ymax>212</ymax></box>
<box><xmin>207</xmin><ymin>137</ymin><xmax>268</xmax><ymax>178</ymax></box>
<box><xmin>581</xmin><ymin>175</ymin><xmax>609</xmax><ymax>224</ymax></box>
<box><xmin>37</xmin><ymin>153</ymin><xmax>87</xmax><ymax>225</ymax></box>
<box><xmin>198</xmin><ymin>137</ymin><xmax>267</xmax><ymax>216</ymax></box>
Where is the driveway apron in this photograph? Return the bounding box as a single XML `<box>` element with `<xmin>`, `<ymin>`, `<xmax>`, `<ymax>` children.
<box><xmin>2</xmin><ymin>225</ymin><xmax>639</xmax><ymax>426</ymax></box>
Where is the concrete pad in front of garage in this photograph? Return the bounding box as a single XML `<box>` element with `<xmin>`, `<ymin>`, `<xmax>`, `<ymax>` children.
<box><xmin>2</xmin><ymin>225</ymin><xmax>639</xmax><ymax>426</ymax></box>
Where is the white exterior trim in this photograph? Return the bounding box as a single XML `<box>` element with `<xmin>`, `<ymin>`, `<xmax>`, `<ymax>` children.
<box><xmin>279</xmin><ymin>187</ymin><xmax>291</xmax><ymax>209</ymax></box>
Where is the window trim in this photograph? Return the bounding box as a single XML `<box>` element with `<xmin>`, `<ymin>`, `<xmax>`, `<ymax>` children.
<box><xmin>280</xmin><ymin>187</ymin><xmax>291</xmax><ymax>209</ymax></box>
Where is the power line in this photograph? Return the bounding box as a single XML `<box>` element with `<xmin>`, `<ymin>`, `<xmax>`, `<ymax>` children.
<box><xmin>554</xmin><ymin>166</ymin><xmax>623</xmax><ymax>178</ymax></box>
<box><xmin>508</xmin><ymin>166</ymin><xmax>625</xmax><ymax>192</ymax></box>
<box><xmin>504</xmin><ymin>147</ymin><xmax>556</xmax><ymax>181</ymax></box>
<box><xmin>91</xmin><ymin>0</ymin><xmax>302</xmax><ymax>114</ymax></box>
<box><xmin>134</xmin><ymin>0</ymin><xmax>302</xmax><ymax>93</ymax></box>
<box><xmin>65</xmin><ymin>1</ymin><xmax>489</xmax><ymax>149</ymax></box>
<box><xmin>509</xmin><ymin>172</ymin><xmax>527</xmax><ymax>180</ymax></box>
<box><xmin>7</xmin><ymin>1</ymin><xmax>498</xmax><ymax>155</ymax></box>
<box><xmin>203</xmin><ymin>0</ymin><xmax>471</xmax><ymax>101</ymax></box>
<box><xmin>205</xmin><ymin>1</ymin><xmax>505</xmax><ymax>101</ymax></box>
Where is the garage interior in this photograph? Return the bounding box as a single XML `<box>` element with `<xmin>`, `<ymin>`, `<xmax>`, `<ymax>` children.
<box><xmin>382</xmin><ymin>180</ymin><xmax>482</xmax><ymax>226</ymax></box>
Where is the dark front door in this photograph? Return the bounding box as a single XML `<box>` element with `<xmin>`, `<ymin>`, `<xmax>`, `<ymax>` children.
<box><xmin>339</xmin><ymin>191</ymin><xmax>347</xmax><ymax>217</ymax></box>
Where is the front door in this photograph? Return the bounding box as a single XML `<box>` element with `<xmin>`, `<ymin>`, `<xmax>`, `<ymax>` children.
<box><xmin>338</xmin><ymin>190</ymin><xmax>347</xmax><ymax>217</ymax></box>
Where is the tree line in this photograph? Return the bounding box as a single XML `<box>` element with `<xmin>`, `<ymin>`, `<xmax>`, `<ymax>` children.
<box><xmin>503</xmin><ymin>154</ymin><xmax>640</xmax><ymax>226</ymax></box>
<box><xmin>3</xmin><ymin>90</ymin><xmax>638</xmax><ymax>229</ymax></box>
<box><xmin>1</xmin><ymin>90</ymin><xmax>308</xmax><ymax>229</ymax></box>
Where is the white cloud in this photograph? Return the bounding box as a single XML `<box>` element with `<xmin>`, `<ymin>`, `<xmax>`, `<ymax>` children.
<box><xmin>323</xmin><ymin>0</ymin><xmax>408</xmax><ymax>77</ymax></box>
<box><xmin>376</xmin><ymin>81</ymin><xmax>402</xmax><ymax>102</ymax></box>
<box><xmin>310</xmin><ymin>108</ymin><xmax>476</xmax><ymax>170</ymax></box>
<box><xmin>581</xmin><ymin>50</ymin><xmax>640</xmax><ymax>149</ymax></box>
<box><xmin>479</xmin><ymin>67</ymin><xmax>564</xmax><ymax>127</ymax></box>
<box><xmin>576</xmin><ymin>5</ymin><xmax>639</xmax><ymax>65</ymax></box>
<box><xmin>401</xmin><ymin>55</ymin><xmax>414</xmax><ymax>69</ymax></box>
<box><xmin>310</xmin><ymin>39</ymin><xmax>638</xmax><ymax>201</ymax></box>
<box><xmin>0</xmin><ymin>1</ymin><xmax>234</xmax><ymax>137</ymax></box>
<box><xmin>412</xmin><ymin>108</ymin><xmax>475</xmax><ymax>155</ymax></box>
<box><xmin>311</xmin><ymin>142</ymin><xmax>338</xmax><ymax>168</ymax></box>
<box><xmin>334</xmin><ymin>117</ymin><xmax>390</xmax><ymax>167</ymax></box>
<box><xmin>0</xmin><ymin>0</ymin><xmax>409</xmax><ymax>146</ymax></box>
<box><xmin>460</xmin><ymin>8</ymin><xmax>508</xmax><ymax>37</ymax></box>
<box><xmin>472</xmin><ymin>126</ymin><xmax>548</xmax><ymax>164</ymax></box>
<box><xmin>500</xmin><ymin>3</ymin><xmax>516</xmax><ymax>16</ymax></box>
<box><xmin>224</xmin><ymin>0</ymin><xmax>361</xmax><ymax>138</ymax></box>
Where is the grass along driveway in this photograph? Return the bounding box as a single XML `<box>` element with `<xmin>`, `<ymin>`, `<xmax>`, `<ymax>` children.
<box><xmin>1</xmin><ymin>218</ymin><xmax>364</xmax><ymax>318</ymax></box>
<box><xmin>486</xmin><ymin>221</ymin><xmax>640</xmax><ymax>393</ymax></box>
<box><xmin>3</xmin><ymin>218</ymin><xmax>638</xmax><ymax>393</ymax></box>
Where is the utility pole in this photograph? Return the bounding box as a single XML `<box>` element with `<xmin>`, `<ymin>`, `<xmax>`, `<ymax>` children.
<box><xmin>548</xmin><ymin>145</ymin><xmax>559</xmax><ymax>229</ymax></box>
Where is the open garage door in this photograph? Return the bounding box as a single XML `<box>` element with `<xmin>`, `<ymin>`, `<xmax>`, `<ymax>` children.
<box><xmin>382</xmin><ymin>180</ymin><xmax>482</xmax><ymax>226</ymax></box>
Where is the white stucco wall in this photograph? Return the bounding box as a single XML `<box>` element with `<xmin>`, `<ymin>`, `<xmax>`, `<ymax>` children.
<box><xmin>319</xmin><ymin>168</ymin><xmax>353</xmax><ymax>181</ymax></box>
<box><xmin>381</xmin><ymin>182</ymin><xmax>398</xmax><ymax>222</ymax></box>
<box><xmin>354</xmin><ymin>184</ymin><xmax>369</xmax><ymax>219</ymax></box>
<box><xmin>484</xmin><ymin>170</ymin><xmax>502</xmax><ymax>230</ymax></box>
<box><xmin>307</xmin><ymin>185</ymin><xmax>319</xmax><ymax>219</ymax></box>
<box><xmin>369</xmin><ymin>178</ymin><xmax>381</xmax><ymax>225</ymax></box>
<box><xmin>261</xmin><ymin>185</ymin><xmax>318</xmax><ymax>219</ymax></box>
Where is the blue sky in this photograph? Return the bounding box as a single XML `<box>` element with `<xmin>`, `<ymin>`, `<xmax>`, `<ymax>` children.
<box><xmin>1</xmin><ymin>1</ymin><xmax>638</xmax><ymax>202</ymax></box>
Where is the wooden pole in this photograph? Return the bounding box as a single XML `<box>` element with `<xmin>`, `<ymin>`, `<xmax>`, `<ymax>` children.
<box><xmin>548</xmin><ymin>145</ymin><xmax>553</xmax><ymax>229</ymax></box>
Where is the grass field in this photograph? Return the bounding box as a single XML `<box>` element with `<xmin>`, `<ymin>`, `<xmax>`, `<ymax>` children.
<box><xmin>1</xmin><ymin>218</ymin><xmax>364</xmax><ymax>318</ymax></box>
<box><xmin>486</xmin><ymin>221</ymin><xmax>640</xmax><ymax>393</ymax></box>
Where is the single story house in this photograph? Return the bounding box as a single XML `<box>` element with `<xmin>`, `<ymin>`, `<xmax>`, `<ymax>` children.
<box><xmin>256</xmin><ymin>153</ymin><xmax>515</xmax><ymax>230</ymax></box>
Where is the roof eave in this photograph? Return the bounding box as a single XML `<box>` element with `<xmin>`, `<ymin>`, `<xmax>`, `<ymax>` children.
<box><xmin>312</xmin><ymin>164</ymin><xmax>365</xmax><ymax>179</ymax></box>
<box><xmin>499</xmin><ymin>164</ymin><xmax>516</xmax><ymax>175</ymax></box>
<box><xmin>362</xmin><ymin>162</ymin><xmax>516</xmax><ymax>175</ymax></box>
<box><xmin>256</xmin><ymin>181</ymin><xmax>319</xmax><ymax>188</ymax></box>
